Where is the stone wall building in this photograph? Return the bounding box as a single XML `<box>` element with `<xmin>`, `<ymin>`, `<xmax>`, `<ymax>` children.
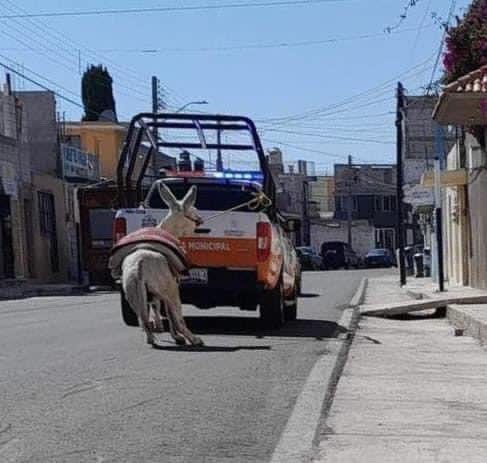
<box><xmin>0</xmin><ymin>83</ymin><xmax>30</xmax><ymax>280</ymax></box>
<box><xmin>14</xmin><ymin>90</ymin><xmax>75</xmax><ymax>283</ymax></box>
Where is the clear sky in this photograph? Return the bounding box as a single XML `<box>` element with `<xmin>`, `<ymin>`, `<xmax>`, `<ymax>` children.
<box><xmin>0</xmin><ymin>0</ymin><xmax>472</xmax><ymax>173</ymax></box>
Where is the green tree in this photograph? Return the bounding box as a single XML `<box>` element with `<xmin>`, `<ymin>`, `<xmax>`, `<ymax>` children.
<box><xmin>443</xmin><ymin>0</ymin><xmax>487</xmax><ymax>84</ymax></box>
<box><xmin>81</xmin><ymin>64</ymin><xmax>117</xmax><ymax>121</ymax></box>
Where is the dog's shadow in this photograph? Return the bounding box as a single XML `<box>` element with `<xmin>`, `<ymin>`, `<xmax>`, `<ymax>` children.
<box><xmin>151</xmin><ymin>342</ymin><xmax>271</xmax><ymax>352</ymax></box>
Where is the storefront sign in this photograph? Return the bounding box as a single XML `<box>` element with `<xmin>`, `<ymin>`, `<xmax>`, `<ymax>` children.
<box><xmin>403</xmin><ymin>184</ymin><xmax>434</xmax><ymax>206</ymax></box>
<box><xmin>61</xmin><ymin>144</ymin><xmax>100</xmax><ymax>181</ymax></box>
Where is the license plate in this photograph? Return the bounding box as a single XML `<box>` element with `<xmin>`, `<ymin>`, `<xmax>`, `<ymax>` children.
<box><xmin>182</xmin><ymin>268</ymin><xmax>208</xmax><ymax>284</ymax></box>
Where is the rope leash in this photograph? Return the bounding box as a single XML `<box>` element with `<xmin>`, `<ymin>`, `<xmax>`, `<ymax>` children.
<box><xmin>202</xmin><ymin>191</ymin><xmax>272</xmax><ymax>223</ymax></box>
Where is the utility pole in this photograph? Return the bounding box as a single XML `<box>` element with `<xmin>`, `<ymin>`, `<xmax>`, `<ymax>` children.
<box><xmin>434</xmin><ymin>159</ymin><xmax>445</xmax><ymax>291</ymax></box>
<box><xmin>302</xmin><ymin>180</ymin><xmax>310</xmax><ymax>246</ymax></box>
<box><xmin>396</xmin><ymin>82</ymin><xmax>407</xmax><ymax>286</ymax></box>
<box><xmin>347</xmin><ymin>155</ymin><xmax>353</xmax><ymax>248</ymax></box>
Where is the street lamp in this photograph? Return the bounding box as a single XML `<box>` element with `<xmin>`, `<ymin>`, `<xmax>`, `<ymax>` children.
<box><xmin>175</xmin><ymin>101</ymin><xmax>208</xmax><ymax>113</ymax></box>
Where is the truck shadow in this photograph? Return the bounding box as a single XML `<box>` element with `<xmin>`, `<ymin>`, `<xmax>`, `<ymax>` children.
<box><xmin>183</xmin><ymin>316</ymin><xmax>347</xmax><ymax>340</ymax></box>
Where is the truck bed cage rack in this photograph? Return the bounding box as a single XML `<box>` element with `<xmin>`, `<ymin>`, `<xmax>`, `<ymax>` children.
<box><xmin>116</xmin><ymin>113</ymin><xmax>276</xmax><ymax>208</ymax></box>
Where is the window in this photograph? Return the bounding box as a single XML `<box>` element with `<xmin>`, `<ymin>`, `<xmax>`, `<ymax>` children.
<box><xmin>89</xmin><ymin>209</ymin><xmax>116</xmax><ymax>243</ymax></box>
<box><xmin>375</xmin><ymin>228</ymin><xmax>396</xmax><ymax>250</ymax></box>
<box><xmin>38</xmin><ymin>192</ymin><xmax>59</xmax><ymax>272</ymax></box>
<box><xmin>383</xmin><ymin>196</ymin><xmax>391</xmax><ymax>211</ymax></box>
<box><xmin>38</xmin><ymin>192</ymin><xmax>56</xmax><ymax>236</ymax></box>
<box><xmin>353</xmin><ymin>196</ymin><xmax>358</xmax><ymax>211</ymax></box>
<box><xmin>335</xmin><ymin>196</ymin><xmax>343</xmax><ymax>211</ymax></box>
<box><xmin>391</xmin><ymin>196</ymin><xmax>397</xmax><ymax>211</ymax></box>
<box><xmin>375</xmin><ymin>196</ymin><xmax>382</xmax><ymax>211</ymax></box>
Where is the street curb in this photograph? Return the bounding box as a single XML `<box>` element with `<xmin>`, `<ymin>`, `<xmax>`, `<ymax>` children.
<box><xmin>320</xmin><ymin>306</ymin><xmax>361</xmax><ymax>418</ymax></box>
<box><xmin>447</xmin><ymin>304</ymin><xmax>487</xmax><ymax>346</ymax></box>
<box><xmin>0</xmin><ymin>285</ymin><xmax>86</xmax><ymax>301</ymax></box>
<box><xmin>269</xmin><ymin>279</ymin><xmax>365</xmax><ymax>463</ymax></box>
<box><xmin>315</xmin><ymin>279</ymin><xmax>365</xmax><ymax>445</ymax></box>
<box><xmin>349</xmin><ymin>277</ymin><xmax>368</xmax><ymax>308</ymax></box>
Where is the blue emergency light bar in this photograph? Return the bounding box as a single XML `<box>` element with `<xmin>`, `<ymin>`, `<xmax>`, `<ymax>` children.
<box><xmin>212</xmin><ymin>171</ymin><xmax>264</xmax><ymax>181</ymax></box>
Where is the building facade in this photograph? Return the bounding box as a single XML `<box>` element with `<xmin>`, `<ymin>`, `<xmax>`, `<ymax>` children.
<box><xmin>402</xmin><ymin>94</ymin><xmax>456</xmax><ymax>250</ymax></box>
<box><xmin>334</xmin><ymin>163</ymin><xmax>397</xmax><ymax>251</ymax></box>
<box><xmin>310</xmin><ymin>176</ymin><xmax>335</xmax><ymax>218</ymax></box>
<box><xmin>16</xmin><ymin>91</ymin><xmax>76</xmax><ymax>283</ymax></box>
<box><xmin>0</xmin><ymin>85</ymin><xmax>29</xmax><ymax>280</ymax></box>
<box><xmin>433</xmin><ymin>64</ymin><xmax>487</xmax><ymax>289</ymax></box>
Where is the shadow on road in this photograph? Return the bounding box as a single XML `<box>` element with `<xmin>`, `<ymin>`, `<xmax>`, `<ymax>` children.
<box><xmin>151</xmin><ymin>343</ymin><xmax>271</xmax><ymax>352</ymax></box>
<box><xmin>298</xmin><ymin>293</ymin><xmax>321</xmax><ymax>298</ymax></box>
<box><xmin>183</xmin><ymin>316</ymin><xmax>347</xmax><ymax>340</ymax></box>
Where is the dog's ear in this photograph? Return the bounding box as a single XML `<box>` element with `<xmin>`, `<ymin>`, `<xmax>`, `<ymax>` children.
<box><xmin>158</xmin><ymin>182</ymin><xmax>179</xmax><ymax>210</ymax></box>
<box><xmin>182</xmin><ymin>185</ymin><xmax>197</xmax><ymax>209</ymax></box>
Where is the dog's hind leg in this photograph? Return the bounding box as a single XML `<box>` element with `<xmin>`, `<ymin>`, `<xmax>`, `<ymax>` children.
<box><xmin>161</xmin><ymin>300</ymin><xmax>187</xmax><ymax>345</ymax></box>
<box><xmin>125</xmin><ymin>278</ymin><xmax>154</xmax><ymax>345</ymax></box>
<box><xmin>166</xmin><ymin>296</ymin><xmax>203</xmax><ymax>347</ymax></box>
<box><xmin>150</xmin><ymin>299</ymin><xmax>165</xmax><ymax>333</ymax></box>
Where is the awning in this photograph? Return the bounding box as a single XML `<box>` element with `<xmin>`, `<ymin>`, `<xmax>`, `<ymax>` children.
<box><xmin>421</xmin><ymin>169</ymin><xmax>468</xmax><ymax>188</ymax></box>
<box><xmin>433</xmin><ymin>65</ymin><xmax>487</xmax><ymax>126</ymax></box>
<box><xmin>433</xmin><ymin>93</ymin><xmax>487</xmax><ymax>126</ymax></box>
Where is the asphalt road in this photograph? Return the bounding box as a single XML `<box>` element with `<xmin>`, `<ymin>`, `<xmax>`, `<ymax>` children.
<box><xmin>0</xmin><ymin>269</ymin><xmax>386</xmax><ymax>463</ymax></box>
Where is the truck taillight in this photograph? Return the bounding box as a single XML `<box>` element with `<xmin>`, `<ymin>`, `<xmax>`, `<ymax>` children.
<box><xmin>113</xmin><ymin>217</ymin><xmax>127</xmax><ymax>243</ymax></box>
<box><xmin>257</xmin><ymin>222</ymin><xmax>272</xmax><ymax>262</ymax></box>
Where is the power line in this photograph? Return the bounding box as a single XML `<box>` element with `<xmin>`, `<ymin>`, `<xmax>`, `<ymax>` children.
<box><xmin>257</xmin><ymin>55</ymin><xmax>434</xmax><ymax>124</ymax></box>
<box><xmin>385</xmin><ymin>0</ymin><xmax>425</xmax><ymax>33</ymax></box>
<box><xmin>0</xmin><ymin>23</ymin><xmax>436</xmax><ymax>54</ymax></box>
<box><xmin>0</xmin><ymin>0</ymin><xmax>153</xmax><ymax>95</ymax></box>
<box><xmin>0</xmin><ymin>57</ymin><xmax>132</xmax><ymax>120</ymax></box>
<box><xmin>262</xmin><ymin>138</ymin><xmax>369</xmax><ymax>162</ymax></box>
<box><xmin>0</xmin><ymin>60</ymin><xmax>83</xmax><ymax>109</ymax></box>
<box><xmin>0</xmin><ymin>52</ymin><xmax>80</xmax><ymax>99</ymax></box>
<box><xmin>0</xmin><ymin>12</ymin><xmax>150</xmax><ymax>104</ymax></box>
<box><xmin>0</xmin><ymin>0</ymin><xmax>353</xmax><ymax>19</ymax></box>
<box><xmin>425</xmin><ymin>0</ymin><xmax>457</xmax><ymax>95</ymax></box>
<box><xmin>263</xmin><ymin>127</ymin><xmax>395</xmax><ymax>145</ymax></box>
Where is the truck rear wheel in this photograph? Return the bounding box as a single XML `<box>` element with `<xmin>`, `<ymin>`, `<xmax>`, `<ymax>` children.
<box><xmin>120</xmin><ymin>289</ymin><xmax>139</xmax><ymax>327</ymax></box>
<box><xmin>284</xmin><ymin>285</ymin><xmax>298</xmax><ymax>321</ymax></box>
<box><xmin>260</xmin><ymin>281</ymin><xmax>285</xmax><ymax>329</ymax></box>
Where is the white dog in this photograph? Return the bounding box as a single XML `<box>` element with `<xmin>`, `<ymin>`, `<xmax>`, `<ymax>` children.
<box><xmin>120</xmin><ymin>182</ymin><xmax>204</xmax><ymax>347</ymax></box>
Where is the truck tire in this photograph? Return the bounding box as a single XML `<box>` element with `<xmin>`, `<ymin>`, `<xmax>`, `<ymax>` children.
<box><xmin>284</xmin><ymin>285</ymin><xmax>298</xmax><ymax>321</ymax></box>
<box><xmin>260</xmin><ymin>280</ymin><xmax>285</xmax><ymax>329</ymax></box>
<box><xmin>120</xmin><ymin>289</ymin><xmax>139</xmax><ymax>327</ymax></box>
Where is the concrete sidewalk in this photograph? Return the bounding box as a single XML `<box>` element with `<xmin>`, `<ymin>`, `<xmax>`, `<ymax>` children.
<box><xmin>315</xmin><ymin>276</ymin><xmax>487</xmax><ymax>462</ymax></box>
<box><xmin>0</xmin><ymin>280</ymin><xmax>86</xmax><ymax>300</ymax></box>
<box><xmin>360</xmin><ymin>275</ymin><xmax>487</xmax><ymax>318</ymax></box>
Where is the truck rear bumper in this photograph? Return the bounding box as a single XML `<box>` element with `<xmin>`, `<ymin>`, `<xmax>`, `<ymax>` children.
<box><xmin>180</xmin><ymin>268</ymin><xmax>263</xmax><ymax>309</ymax></box>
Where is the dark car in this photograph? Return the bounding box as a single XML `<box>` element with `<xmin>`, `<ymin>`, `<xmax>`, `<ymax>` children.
<box><xmin>296</xmin><ymin>246</ymin><xmax>322</xmax><ymax>271</ymax></box>
<box><xmin>321</xmin><ymin>241</ymin><xmax>360</xmax><ymax>270</ymax></box>
<box><xmin>365</xmin><ymin>248</ymin><xmax>395</xmax><ymax>268</ymax></box>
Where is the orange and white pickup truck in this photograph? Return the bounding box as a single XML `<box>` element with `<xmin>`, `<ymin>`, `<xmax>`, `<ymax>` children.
<box><xmin>113</xmin><ymin>113</ymin><xmax>301</xmax><ymax>329</ymax></box>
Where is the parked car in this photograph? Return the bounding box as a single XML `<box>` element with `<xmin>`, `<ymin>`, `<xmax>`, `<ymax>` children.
<box><xmin>296</xmin><ymin>246</ymin><xmax>322</xmax><ymax>271</ymax></box>
<box><xmin>365</xmin><ymin>248</ymin><xmax>395</xmax><ymax>268</ymax></box>
<box><xmin>321</xmin><ymin>241</ymin><xmax>360</xmax><ymax>270</ymax></box>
